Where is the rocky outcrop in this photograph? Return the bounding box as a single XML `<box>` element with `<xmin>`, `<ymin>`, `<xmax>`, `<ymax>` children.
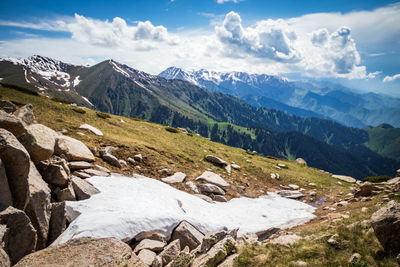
<box><xmin>71</xmin><ymin>176</ymin><xmax>100</xmax><ymax>200</ymax></box>
<box><xmin>196</xmin><ymin>171</ymin><xmax>229</xmax><ymax>188</ymax></box>
<box><xmin>79</xmin><ymin>124</ymin><xmax>103</xmax><ymax>136</ymax></box>
<box><xmin>161</xmin><ymin>172</ymin><xmax>187</xmax><ymax>184</ymax></box>
<box><xmin>171</xmin><ymin>221</ymin><xmax>204</xmax><ymax>251</ymax></box>
<box><xmin>0</xmin><ymin>110</ymin><xmax>27</xmax><ymax>138</ymax></box>
<box><xmin>371</xmin><ymin>200</ymin><xmax>400</xmax><ymax>254</ymax></box>
<box><xmin>205</xmin><ymin>155</ymin><xmax>227</xmax><ymax>167</ymax></box>
<box><xmin>192</xmin><ymin>236</ymin><xmax>236</xmax><ymax>267</ymax></box>
<box><xmin>134</xmin><ymin>239</ymin><xmax>166</xmax><ymax>253</ymax></box>
<box><xmin>295</xmin><ymin>158</ymin><xmax>307</xmax><ymax>165</ymax></box>
<box><xmin>0</xmin><ymin>206</ymin><xmax>37</xmax><ymax>265</ymax></box>
<box><xmin>48</xmin><ymin>202</ymin><xmax>68</xmax><ymax>245</ymax></box>
<box><xmin>54</xmin><ymin>135</ymin><xmax>95</xmax><ymax>162</ymax></box>
<box><xmin>355</xmin><ymin>182</ymin><xmax>377</xmax><ymax>197</ymax></box>
<box><xmin>38</xmin><ymin>157</ymin><xmax>70</xmax><ymax>188</ymax></box>
<box><xmin>14</xmin><ymin>237</ymin><xmax>146</xmax><ymax>267</ymax></box>
<box><xmin>0</xmin><ymin>128</ymin><xmax>30</xmax><ymax>210</ymax></box>
<box><xmin>155</xmin><ymin>239</ymin><xmax>181</xmax><ymax>266</ymax></box>
<box><xmin>0</xmin><ymin>159</ymin><xmax>12</xmax><ymax>211</ymax></box>
<box><xmin>331</xmin><ymin>174</ymin><xmax>356</xmax><ymax>183</ymax></box>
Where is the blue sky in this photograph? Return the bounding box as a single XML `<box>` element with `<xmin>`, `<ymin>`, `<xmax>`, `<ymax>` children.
<box><xmin>0</xmin><ymin>0</ymin><xmax>399</xmax><ymax>95</ymax></box>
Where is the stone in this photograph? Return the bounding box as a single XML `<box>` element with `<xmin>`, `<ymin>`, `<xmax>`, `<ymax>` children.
<box><xmin>192</xmin><ymin>236</ymin><xmax>236</xmax><ymax>267</ymax></box>
<box><xmin>171</xmin><ymin>221</ymin><xmax>204</xmax><ymax>251</ymax></box>
<box><xmin>79</xmin><ymin>124</ymin><xmax>103</xmax><ymax>136</ymax></box>
<box><xmin>13</xmin><ymin>104</ymin><xmax>35</xmax><ymax>125</ymax></box>
<box><xmin>94</xmin><ymin>164</ymin><xmax>111</xmax><ymax>174</ymax></box>
<box><xmin>0</xmin><ymin>206</ymin><xmax>37</xmax><ymax>265</ymax></box>
<box><xmin>0</xmin><ymin>247</ymin><xmax>10</xmax><ymax>267</ymax></box>
<box><xmin>119</xmin><ymin>159</ymin><xmax>127</xmax><ymax>166</ymax></box>
<box><xmin>0</xmin><ymin>110</ymin><xmax>27</xmax><ymax>138</ymax></box>
<box><xmin>332</xmin><ymin>174</ymin><xmax>356</xmax><ymax>183</ymax></box>
<box><xmin>288</xmin><ymin>184</ymin><xmax>300</xmax><ymax>190</ymax></box>
<box><xmin>38</xmin><ymin>159</ymin><xmax>69</xmax><ymax>188</ymax></box>
<box><xmin>309</xmin><ymin>191</ymin><xmax>317</xmax><ymax>197</ymax></box>
<box><xmin>128</xmin><ymin>157</ymin><xmax>135</xmax><ymax>165</ymax></box>
<box><xmin>24</xmin><ymin>161</ymin><xmax>51</xmax><ymax>250</ymax></box>
<box><xmin>168</xmin><ymin>248</ymin><xmax>193</xmax><ymax>267</ymax></box>
<box><xmin>291</xmin><ymin>260</ymin><xmax>307</xmax><ymax>266</ymax></box>
<box><xmin>205</xmin><ymin>155</ymin><xmax>227</xmax><ymax>166</ymax></box>
<box><xmin>231</xmin><ymin>164</ymin><xmax>241</xmax><ymax>170</ymax></box>
<box><xmin>71</xmin><ymin>176</ymin><xmax>100</xmax><ymax>200</ymax></box>
<box><xmin>0</xmin><ymin>159</ymin><xmax>12</xmax><ymax>211</ymax></box>
<box><xmin>68</xmin><ymin>161</ymin><xmax>92</xmax><ymax>171</ymax></box>
<box><xmin>101</xmin><ymin>153</ymin><xmax>121</xmax><ymax>168</ymax></box>
<box><xmin>270</xmin><ymin>173</ymin><xmax>280</xmax><ymax>180</ymax></box>
<box><xmin>0</xmin><ymin>100</ymin><xmax>16</xmax><ymax>113</ymax></box>
<box><xmin>277</xmin><ymin>190</ymin><xmax>305</xmax><ymax>200</ymax></box>
<box><xmin>355</xmin><ymin>182</ymin><xmax>377</xmax><ymax>197</ymax></box>
<box><xmin>309</xmin><ymin>183</ymin><xmax>316</xmax><ymax>187</ymax></box>
<box><xmin>158</xmin><ymin>168</ymin><xmax>171</xmax><ymax>174</ymax></box>
<box><xmin>225</xmin><ymin>165</ymin><xmax>231</xmax><ymax>175</ymax></box>
<box><xmin>195</xmin><ymin>194</ymin><xmax>214</xmax><ymax>203</ymax></box>
<box><xmin>198</xmin><ymin>183</ymin><xmax>225</xmax><ymax>195</ymax></box>
<box><xmin>134</xmin><ymin>230</ymin><xmax>168</xmax><ymax>243</ymax></box>
<box><xmin>157</xmin><ymin>239</ymin><xmax>180</xmax><ymax>266</ymax></box>
<box><xmin>371</xmin><ymin>200</ymin><xmax>400</xmax><ymax>254</ymax></box>
<box><xmin>195</xmin><ymin>171</ymin><xmax>229</xmax><ymax>188</ymax></box>
<box><xmin>0</xmin><ymin>128</ymin><xmax>30</xmax><ymax>210</ymax></box>
<box><xmin>134</xmin><ymin>154</ymin><xmax>143</xmax><ymax>162</ymax></box>
<box><xmin>82</xmin><ymin>168</ymin><xmax>110</xmax><ymax>177</ymax></box>
<box><xmin>14</xmin><ymin>237</ymin><xmax>146</xmax><ymax>267</ymax></box>
<box><xmin>295</xmin><ymin>158</ymin><xmax>307</xmax><ymax>165</ymax></box>
<box><xmin>214</xmin><ymin>195</ymin><xmax>228</xmax><ymax>202</ymax></box>
<box><xmin>277</xmin><ymin>163</ymin><xmax>288</xmax><ymax>169</ymax></box>
<box><xmin>72</xmin><ymin>171</ymin><xmax>91</xmax><ymax>179</ymax></box>
<box><xmin>161</xmin><ymin>172</ymin><xmax>187</xmax><ymax>184</ymax></box>
<box><xmin>218</xmin><ymin>253</ymin><xmax>239</xmax><ymax>267</ymax></box>
<box><xmin>48</xmin><ymin>202</ymin><xmax>67</xmax><ymax>244</ymax></box>
<box><xmin>133</xmin><ymin>239</ymin><xmax>166</xmax><ymax>253</ymax></box>
<box><xmin>57</xmin><ymin>183</ymin><xmax>76</xmax><ymax>201</ymax></box>
<box><xmin>54</xmin><ymin>135</ymin><xmax>95</xmax><ymax>162</ymax></box>
<box><xmin>200</xmin><ymin>230</ymin><xmax>228</xmax><ymax>253</ymax></box>
<box><xmin>18</xmin><ymin>124</ymin><xmax>58</xmax><ymax>164</ymax></box>
<box><xmin>138</xmin><ymin>249</ymin><xmax>156</xmax><ymax>266</ymax></box>
<box><xmin>255</xmin><ymin>227</ymin><xmax>280</xmax><ymax>242</ymax></box>
<box><xmin>348</xmin><ymin>253</ymin><xmax>361</xmax><ymax>263</ymax></box>
<box><xmin>185</xmin><ymin>181</ymin><xmax>199</xmax><ymax>193</ymax></box>
<box><xmin>270</xmin><ymin>234</ymin><xmax>301</xmax><ymax>246</ymax></box>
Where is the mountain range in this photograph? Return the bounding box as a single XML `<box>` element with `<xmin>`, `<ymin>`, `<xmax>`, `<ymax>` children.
<box><xmin>0</xmin><ymin>55</ymin><xmax>399</xmax><ymax>179</ymax></box>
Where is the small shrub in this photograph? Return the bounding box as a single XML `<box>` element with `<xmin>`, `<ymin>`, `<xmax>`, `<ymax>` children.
<box><xmin>362</xmin><ymin>175</ymin><xmax>391</xmax><ymax>183</ymax></box>
<box><xmin>96</xmin><ymin>112</ymin><xmax>111</xmax><ymax>119</ymax></box>
<box><xmin>1</xmin><ymin>82</ymin><xmax>39</xmax><ymax>96</ymax></box>
<box><xmin>72</xmin><ymin>107</ymin><xmax>86</xmax><ymax>114</ymax></box>
<box><xmin>165</xmin><ymin>127</ymin><xmax>180</xmax><ymax>133</ymax></box>
<box><xmin>51</xmin><ymin>97</ymin><xmax>73</xmax><ymax>104</ymax></box>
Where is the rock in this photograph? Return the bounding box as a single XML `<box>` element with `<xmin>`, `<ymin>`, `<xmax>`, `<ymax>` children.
<box><xmin>57</xmin><ymin>183</ymin><xmax>76</xmax><ymax>201</ymax></box>
<box><xmin>231</xmin><ymin>164</ymin><xmax>240</xmax><ymax>170</ymax></box>
<box><xmin>270</xmin><ymin>173</ymin><xmax>280</xmax><ymax>180</ymax></box>
<box><xmin>0</xmin><ymin>206</ymin><xmax>37</xmax><ymax>265</ymax></box>
<box><xmin>18</xmin><ymin>124</ymin><xmax>58</xmax><ymax>164</ymax></box>
<box><xmin>214</xmin><ymin>195</ymin><xmax>228</xmax><ymax>202</ymax></box>
<box><xmin>134</xmin><ymin>239</ymin><xmax>166</xmax><ymax>253</ymax></box>
<box><xmin>270</xmin><ymin>234</ymin><xmax>301</xmax><ymax>246</ymax></box>
<box><xmin>24</xmin><ymin>161</ymin><xmax>51</xmax><ymax>250</ymax></box>
<box><xmin>94</xmin><ymin>164</ymin><xmax>111</xmax><ymax>174</ymax></box>
<box><xmin>348</xmin><ymin>253</ymin><xmax>361</xmax><ymax>263</ymax></box>
<box><xmin>308</xmin><ymin>183</ymin><xmax>316</xmax><ymax>187</ymax></box>
<box><xmin>38</xmin><ymin>158</ymin><xmax>70</xmax><ymax>188</ymax></box>
<box><xmin>0</xmin><ymin>247</ymin><xmax>10</xmax><ymax>267</ymax></box>
<box><xmin>13</xmin><ymin>104</ymin><xmax>35</xmax><ymax>125</ymax></box>
<box><xmin>0</xmin><ymin>128</ymin><xmax>30</xmax><ymax>210</ymax></box>
<box><xmin>0</xmin><ymin>100</ymin><xmax>16</xmax><ymax>113</ymax></box>
<box><xmin>128</xmin><ymin>157</ymin><xmax>135</xmax><ymax>165</ymax></box>
<box><xmin>54</xmin><ymin>135</ymin><xmax>95</xmax><ymax>162</ymax></box>
<box><xmin>200</xmin><ymin>230</ymin><xmax>228</xmax><ymax>253</ymax></box>
<box><xmin>332</xmin><ymin>174</ymin><xmax>356</xmax><ymax>183</ymax></box>
<box><xmin>157</xmin><ymin>239</ymin><xmax>180</xmax><ymax>266</ymax></box>
<box><xmin>79</xmin><ymin>124</ymin><xmax>103</xmax><ymax>136</ymax></box>
<box><xmin>192</xmin><ymin>236</ymin><xmax>236</xmax><ymax>267</ymax></box>
<box><xmin>101</xmin><ymin>153</ymin><xmax>121</xmax><ymax>168</ymax></box>
<box><xmin>81</xmin><ymin>168</ymin><xmax>110</xmax><ymax>177</ymax></box>
<box><xmin>171</xmin><ymin>221</ymin><xmax>204</xmax><ymax>251</ymax></box>
<box><xmin>291</xmin><ymin>260</ymin><xmax>307</xmax><ymax>266</ymax></box>
<box><xmin>0</xmin><ymin>110</ymin><xmax>27</xmax><ymax>138</ymax></box>
<box><xmin>355</xmin><ymin>182</ymin><xmax>377</xmax><ymax>197</ymax></box>
<box><xmin>309</xmin><ymin>191</ymin><xmax>317</xmax><ymax>197</ymax></box>
<box><xmin>185</xmin><ymin>181</ymin><xmax>199</xmax><ymax>193</ymax></box>
<box><xmin>205</xmin><ymin>155</ymin><xmax>227</xmax><ymax>166</ymax></box>
<box><xmin>255</xmin><ymin>227</ymin><xmax>280</xmax><ymax>242</ymax></box>
<box><xmin>67</xmin><ymin>161</ymin><xmax>92</xmax><ymax>171</ymax></box>
<box><xmin>371</xmin><ymin>200</ymin><xmax>400</xmax><ymax>254</ymax></box>
<box><xmin>158</xmin><ymin>168</ymin><xmax>171</xmax><ymax>174</ymax></box>
<box><xmin>134</xmin><ymin>154</ymin><xmax>143</xmax><ymax>162</ymax></box>
<box><xmin>138</xmin><ymin>249</ymin><xmax>156</xmax><ymax>266</ymax></box>
<box><xmin>277</xmin><ymin>190</ymin><xmax>305</xmax><ymax>200</ymax></box>
<box><xmin>72</xmin><ymin>171</ymin><xmax>91</xmax><ymax>179</ymax></box>
<box><xmin>71</xmin><ymin>176</ymin><xmax>100</xmax><ymax>200</ymax></box>
<box><xmin>134</xmin><ymin>230</ymin><xmax>168</xmax><ymax>243</ymax></box>
<box><xmin>48</xmin><ymin>202</ymin><xmax>67</xmax><ymax>244</ymax></box>
<box><xmin>225</xmin><ymin>165</ymin><xmax>231</xmax><ymax>175</ymax></box>
<box><xmin>161</xmin><ymin>172</ymin><xmax>187</xmax><ymax>184</ymax></box>
<box><xmin>14</xmin><ymin>237</ymin><xmax>146</xmax><ymax>267</ymax></box>
<box><xmin>195</xmin><ymin>194</ymin><xmax>214</xmax><ymax>203</ymax></box>
<box><xmin>168</xmin><ymin>248</ymin><xmax>193</xmax><ymax>267</ymax></box>
<box><xmin>277</xmin><ymin>163</ymin><xmax>288</xmax><ymax>169</ymax></box>
<box><xmin>288</xmin><ymin>184</ymin><xmax>300</xmax><ymax>190</ymax></box>
<box><xmin>295</xmin><ymin>158</ymin><xmax>307</xmax><ymax>165</ymax></box>
<box><xmin>218</xmin><ymin>253</ymin><xmax>238</xmax><ymax>267</ymax></box>
<box><xmin>0</xmin><ymin>159</ymin><xmax>12</xmax><ymax>211</ymax></box>
<box><xmin>196</xmin><ymin>171</ymin><xmax>229</xmax><ymax>188</ymax></box>
<box><xmin>198</xmin><ymin>183</ymin><xmax>225</xmax><ymax>195</ymax></box>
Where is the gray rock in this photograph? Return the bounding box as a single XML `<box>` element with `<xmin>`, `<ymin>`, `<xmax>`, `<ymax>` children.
<box><xmin>82</xmin><ymin>168</ymin><xmax>110</xmax><ymax>177</ymax></box>
<box><xmin>101</xmin><ymin>153</ymin><xmax>121</xmax><ymax>168</ymax></box>
<box><xmin>56</xmin><ymin>183</ymin><xmax>76</xmax><ymax>202</ymax></box>
<box><xmin>218</xmin><ymin>253</ymin><xmax>239</xmax><ymax>267</ymax></box>
<box><xmin>0</xmin><ymin>206</ymin><xmax>37</xmax><ymax>265</ymax></box>
<box><xmin>48</xmin><ymin>202</ymin><xmax>67</xmax><ymax>245</ymax></box>
<box><xmin>161</xmin><ymin>172</ymin><xmax>187</xmax><ymax>184</ymax></box>
<box><xmin>200</xmin><ymin>230</ymin><xmax>228</xmax><ymax>253</ymax></box>
<box><xmin>277</xmin><ymin>163</ymin><xmax>288</xmax><ymax>169</ymax></box>
<box><xmin>231</xmin><ymin>164</ymin><xmax>241</xmax><ymax>170</ymax></box>
<box><xmin>371</xmin><ymin>200</ymin><xmax>400</xmax><ymax>254</ymax></box>
<box><xmin>138</xmin><ymin>249</ymin><xmax>156</xmax><ymax>266</ymax></box>
<box><xmin>0</xmin><ymin>159</ymin><xmax>12</xmax><ymax>211</ymax></box>
<box><xmin>355</xmin><ymin>182</ymin><xmax>377</xmax><ymax>197</ymax></box>
<box><xmin>158</xmin><ymin>168</ymin><xmax>171</xmax><ymax>174</ymax></box>
<box><xmin>195</xmin><ymin>171</ymin><xmax>229</xmax><ymax>188</ymax></box>
<box><xmin>195</xmin><ymin>194</ymin><xmax>214</xmax><ymax>203</ymax></box>
<box><xmin>171</xmin><ymin>221</ymin><xmax>204</xmax><ymax>251</ymax></box>
<box><xmin>288</xmin><ymin>184</ymin><xmax>300</xmax><ymax>190</ymax></box>
<box><xmin>255</xmin><ymin>227</ymin><xmax>280</xmax><ymax>242</ymax></box>
<box><xmin>295</xmin><ymin>158</ymin><xmax>307</xmax><ymax>165</ymax></box>
<box><xmin>54</xmin><ymin>135</ymin><xmax>95</xmax><ymax>162</ymax></box>
<box><xmin>157</xmin><ymin>239</ymin><xmax>180</xmax><ymax>266</ymax></box>
<box><xmin>0</xmin><ymin>110</ymin><xmax>27</xmax><ymax>138</ymax></box>
<box><xmin>94</xmin><ymin>165</ymin><xmax>111</xmax><ymax>174</ymax></box>
<box><xmin>134</xmin><ymin>230</ymin><xmax>168</xmax><ymax>243</ymax></box>
<box><xmin>277</xmin><ymin>190</ymin><xmax>305</xmax><ymax>200</ymax></box>
<box><xmin>0</xmin><ymin>100</ymin><xmax>16</xmax><ymax>113</ymax></box>
<box><xmin>13</xmin><ymin>104</ymin><xmax>35</xmax><ymax>125</ymax></box>
<box><xmin>270</xmin><ymin>234</ymin><xmax>301</xmax><ymax>246</ymax></box>
<box><xmin>38</xmin><ymin>158</ymin><xmax>69</xmax><ymax>188</ymax></box>
<box><xmin>0</xmin><ymin>128</ymin><xmax>30</xmax><ymax>210</ymax></box>
<box><xmin>79</xmin><ymin>124</ymin><xmax>103</xmax><ymax>136</ymax></box>
<box><xmin>185</xmin><ymin>181</ymin><xmax>199</xmax><ymax>193</ymax></box>
<box><xmin>72</xmin><ymin>171</ymin><xmax>91</xmax><ymax>179</ymax></box>
<box><xmin>192</xmin><ymin>236</ymin><xmax>236</xmax><ymax>267</ymax></box>
<box><xmin>205</xmin><ymin>155</ymin><xmax>227</xmax><ymax>166</ymax></box>
<box><xmin>134</xmin><ymin>239</ymin><xmax>166</xmax><ymax>254</ymax></box>
<box><xmin>67</xmin><ymin>161</ymin><xmax>92</xmax><ymax>171</ymax></box>
<box><xmin>127</xmin><ymin>157</ymin><xmax>135</xmax><ymax>165</ymax></box>
<box><xmin>332</xmin><ymin>174</ymin><xmax>356</xmax><ymax>184</ymax></box>
<box><xmin>198</xmin><ymin>183</ymin><xmax>225</xmax><ymax>195</ymax></box>
<box><xmin>71</xmin><ymin>176</ymin><xmax>100</xmax><ymax>200</ymax></box>
<box><xmin>214</xmin><ymin>195</ymin><xmax>228</xmax><ymax>202</ymax></box>
<box><xmin>134</xmin><ymin>154</ymin><xmax>143</xmax><ymax>162</ymax></box>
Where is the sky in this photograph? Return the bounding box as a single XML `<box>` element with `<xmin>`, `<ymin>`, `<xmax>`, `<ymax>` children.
<box><xmin>0</xmin><ymin>0</ymin><xmax>399</xmax><ymax>96</ymax></box>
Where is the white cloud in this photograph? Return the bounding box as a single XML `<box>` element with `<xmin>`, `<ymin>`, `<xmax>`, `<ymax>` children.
<box><xmin>383</xmin><ymin>73</ymin><xmax>400</xmax><ymax>82</ymax></box>
<box><xmin>216</xmin><ymin>0</ymin><xmax>243</xmax><ymax>4</ymax></box>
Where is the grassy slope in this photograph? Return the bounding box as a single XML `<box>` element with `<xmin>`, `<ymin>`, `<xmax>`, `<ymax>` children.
<box><xmin>0</xmin><ymin>85</ymin><xmax>398</xmax><ymax>266</ymax></box>
<box><xmin>364</xmin><ymin>125</ymin><xmax>400</xmax><ymax>161</ymax></box>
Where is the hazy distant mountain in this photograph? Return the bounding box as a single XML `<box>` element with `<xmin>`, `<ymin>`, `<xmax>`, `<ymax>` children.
<box><xmin>159</xmin><ymin>67</ymin><xmax>400</xmax><ymax>128</ymax></box>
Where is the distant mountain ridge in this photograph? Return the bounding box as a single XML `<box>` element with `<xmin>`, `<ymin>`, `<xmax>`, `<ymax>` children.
<box><xmin>159</xmin><ymin>67</ymin><xmax>400</xmax><ymax>128</ymax></box>
<box><xmin>0</xmin><ymin>55</ymin><xmax>399</xmax><ymax>178</ymax></box>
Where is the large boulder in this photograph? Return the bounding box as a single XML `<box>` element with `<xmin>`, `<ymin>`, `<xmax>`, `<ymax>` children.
<box><xmin>332</xmin><ymin>174</ymin><xmax>356</xmax><ymax>184</ymax></box>
<box><xmin>71</xmin><ymin>176</ymin><xmax>100</xmax><ymax>200</ymax></box>
<box><xmin>0</xmin><ymin>110</ymin><xmax>27</xmax><ymax>138</ymax></box>
<box><xmin>0</xmin><ymin>128</ymin><xmax>30</xmax><ymax>210</ymax></box>
<box><xmin>0</xmin><ymin>159</ymin><xmax>12</xmax><ymax>211</ymax></box>
<box><xmin>205</xmin><ymin>155</ymin><xmax>227</xmax><ymax>167</ymax></box>
<box><xmin>24</xmin><ymin>161</ymin><xmax>51</xmax><ymax>250</ymax></box>
<box><xmin>47</xmin><ymin>202</ymin><xmax>67</xmax><ymax>245</ymax></box>
<box><xmin>161</xmin><ymin>172</ymin><xmax>187</xmax><ymax>184</ymax></box>
<box><xmin>133</xmin><ymin>239</ymin><xmax>166</xmax><ymax>253</ymax></box>
<box><xmin>138</xmin><ymin>249</ymin><xmax>156</xmax><ymax>266</ymax></box>
<box><xmin>18</xmin><ymin>124</ymin><xmax>58</xmax><ymax>164</ymax></box>
<box><xmin>56</xmin><ymin>183</ymin><xmax>76</xmax><ymax>202</ymax></box>
<box><xmin>355</xmin><ymin>182</ymin><xmax>377</xmax><ymax>197</ymax></box>
<box><xmin>0</xmin><ymin>206</ymin><xmax>37</xmax><ymax>265</ymax></box>
<box><xmin>371</xmin><ymin>200</ymin><xmax>400</xmax><ymax>254</ymax></box>
<box><xmin>192</xmin><ymin>236</ymin><xmax>236</xmax><ymax>267</ymax></box>
<box><xmin>155</xmin><ymin>239</ymin><xmax>181</xmax><ymax>266</ymax></box>
<box><xmin>171</xmin><ymin>221</ymin><xmax>204</xmax><ymax>251</ymax></box>
<box><xmin>101</xmin><ymin>153</ymin><xmax>121</xmax><ymax>168</ymax></box>
<box><xmin>54</xmin><ymin>135</ymin><xmax>95</xmax><ymax>162</ymax></box>
<box><xmin>195</xmin><ymin>171</ymin><xmax>230</xmax><ymax>188</ymax></box>
<box><xmin>38</xmin><ymin>158</ymin><xmax>70</xmax><ymax>188</ymax></box>
<box><xmin>13</xmin><ymin>104</ymin><xmax>35</xmax><ymax>125</ymax></box>
<box><xmin>0</xmin><ymin>247</ymin><xmax>10</xmax><ymax>267</ymax></box>
<box><xmin>79</xmin><ymin>124</ymin><xmax>103</xmax><ymax>136</ymax></box>
<box><xmin>14</xmin><ymin>237</ymin><xmax>146</xmax><ymax>267</ymax></box>
<box><xmin>67</xmin><ymin>161</ymin><xmax>92</xmax><ymax>171</ymax></box>
<box><xmin>198</xmin><ymin>183</ymin><xmax>225</xmax><ymax>195</ymax></box>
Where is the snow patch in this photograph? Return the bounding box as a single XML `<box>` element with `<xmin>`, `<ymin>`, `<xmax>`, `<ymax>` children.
<box><xmin>81</xmin><ymin>96</ymin><xmax>93</xmax><ymax>106</ymax></box>
<box><xmin>73</xmin><ymin>76</ymin><xmax>81</xmax><ymax>87</ymax></box>
<box><xmin>53</xmin><ymin>175</ymin><xmax>315</xmax><ymax>245</ymax></box>
<box><xmin>110</xmin><ymin>60</ymin><xmax>130</xmax><ymax>78</ymax></box>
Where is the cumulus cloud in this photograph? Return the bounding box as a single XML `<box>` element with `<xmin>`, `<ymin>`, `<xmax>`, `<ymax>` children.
<box><xmin>215</xmin><ymin>11</ymin><xmax>301</xmax><ymax>62</ymax></box>
<box><xmin>216</xmin><ymin>0</ymin><xmax>243</xmax><ymax>4</ymax></box>
<box><xmin>383</xmin><ymin>73</ymin><xmax>400</xmax><ymax>82</ymax></box>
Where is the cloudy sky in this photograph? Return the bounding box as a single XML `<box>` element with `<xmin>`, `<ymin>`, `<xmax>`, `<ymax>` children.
<box><xmin>1</xmin><ymin>0</ymin><xmax>399</xmax><ymax>95</ymax></box>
